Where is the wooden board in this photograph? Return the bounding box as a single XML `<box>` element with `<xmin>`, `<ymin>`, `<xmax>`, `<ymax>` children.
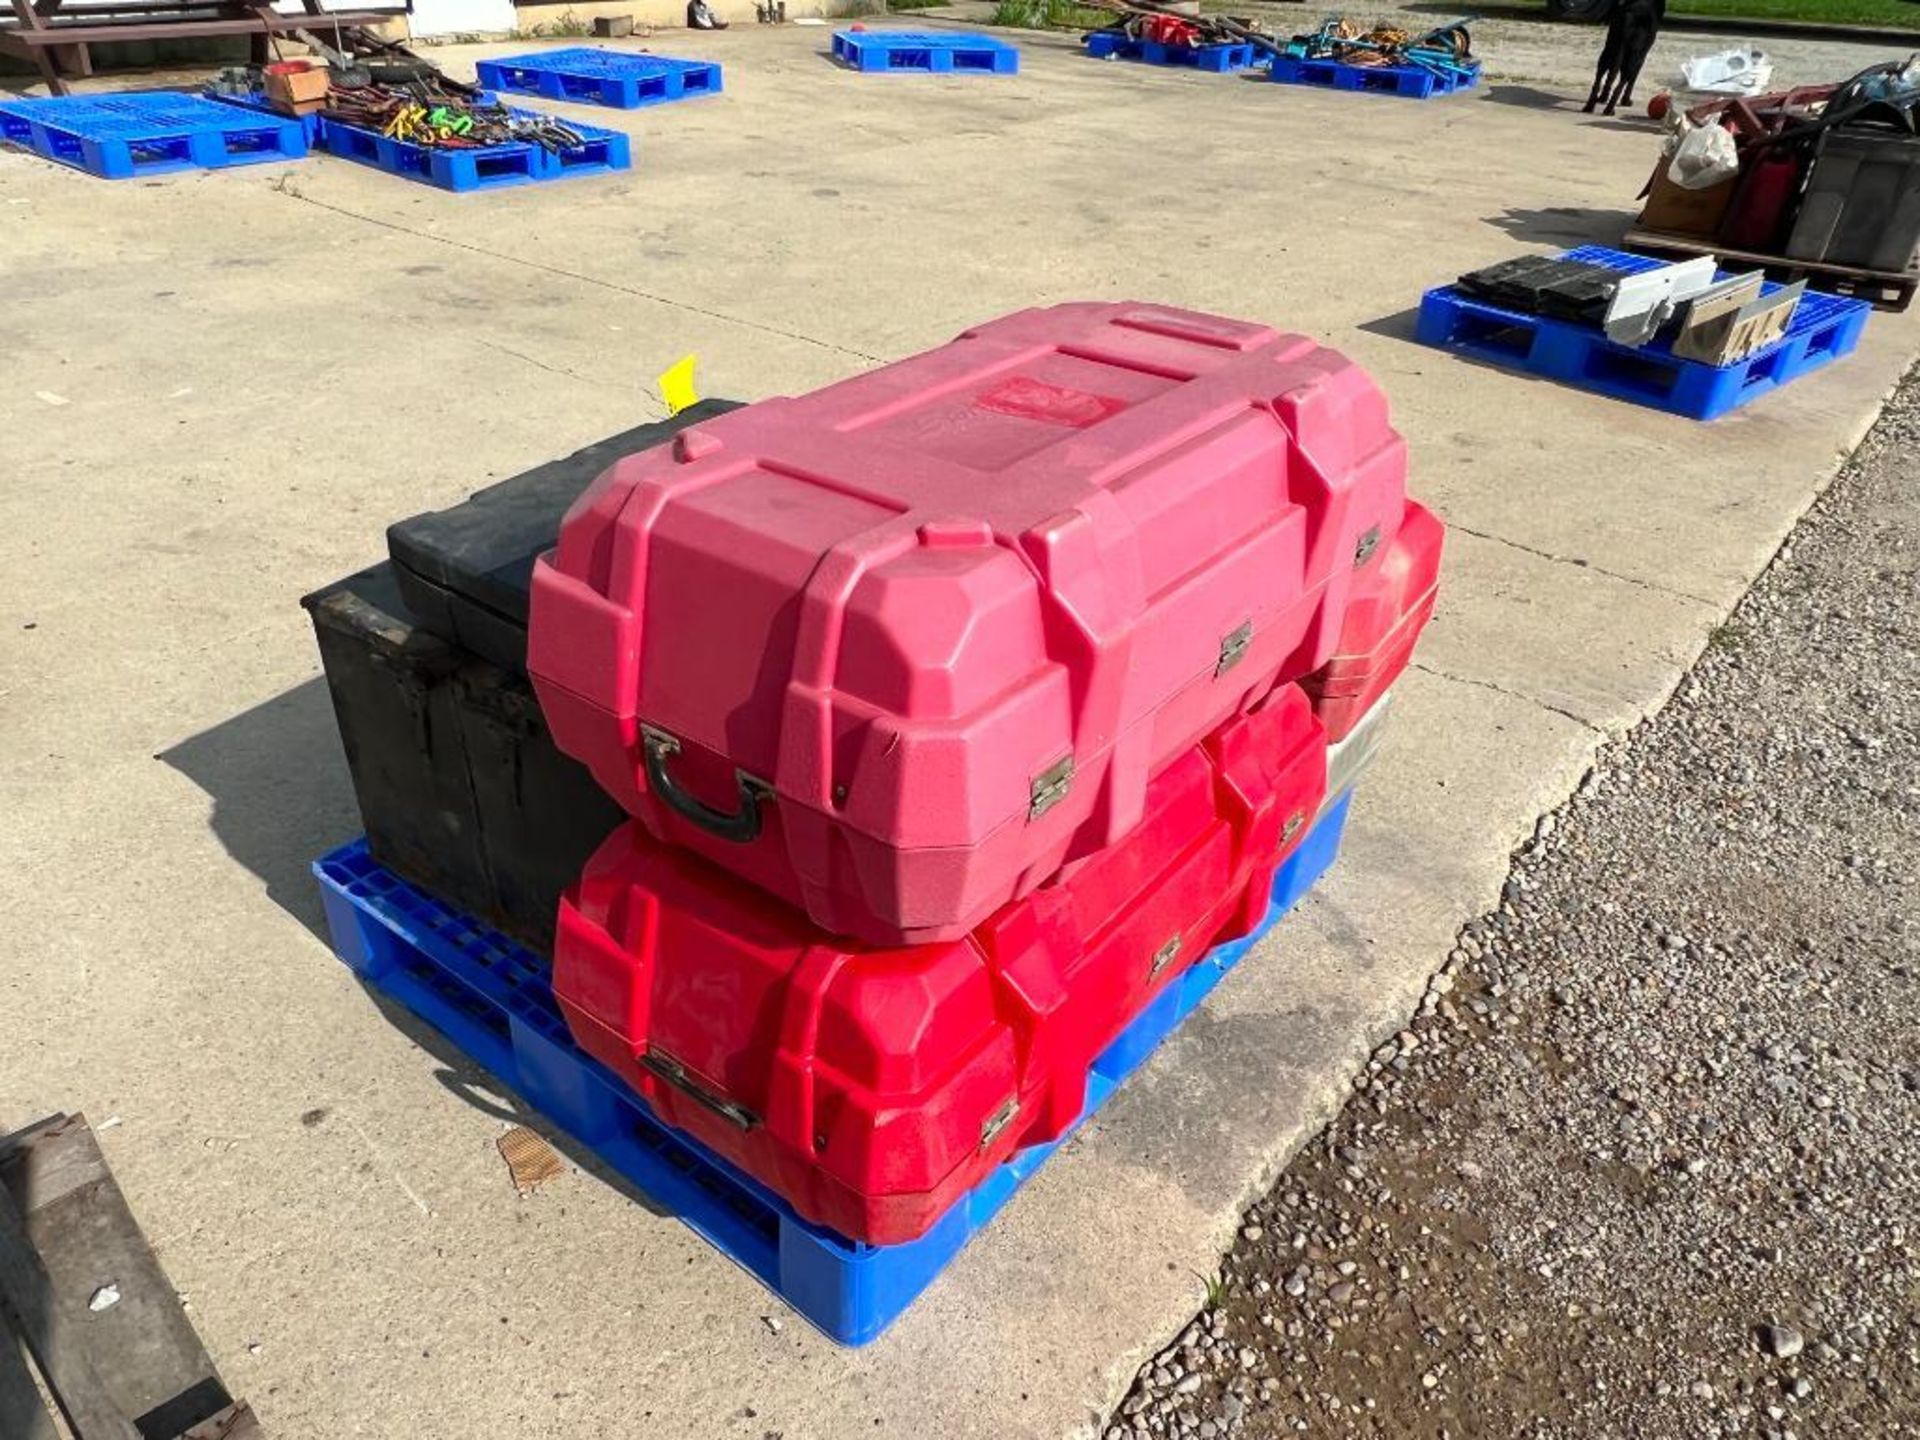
<box><xmin>0</xmin><ymin>1326</ymin><xmax>62</xmax><ymax>1440</ymax></box>
<box><xmin>0</xmin><ymin>1114</ymin><xmax>245</xmax><ymax>1439</ymax></box>
<box><xmin>0</xmin><ymin>1167</ymin><xmax>141</xmax><ymax>1439</ymax></box>
<box><xmin>1624</xmin><ymin>225</ymin><xmax>1918</xmax><ymax>313</ymax></box>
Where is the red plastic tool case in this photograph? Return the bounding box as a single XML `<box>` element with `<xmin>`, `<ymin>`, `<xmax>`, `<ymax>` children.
<box><xmin>529</xmin><ymin>302</ymin><xmax>1409</xmax><ymax>946</ymax></box>
<box><xmin>553</xmin><ymin>685</ymin><xmax>1328</xmax><ymax>1244</ymax></box>
<box><xmin>1301</xmin><ymin>499</ymin><xmax>1443</xmax><ymax>742</ymax></box>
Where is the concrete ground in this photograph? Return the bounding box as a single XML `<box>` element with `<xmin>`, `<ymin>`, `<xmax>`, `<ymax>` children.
<box><xmin>1</xmin><ymin>18</ymin><xmax>1916</xmax><ymax>1440</ymax></box>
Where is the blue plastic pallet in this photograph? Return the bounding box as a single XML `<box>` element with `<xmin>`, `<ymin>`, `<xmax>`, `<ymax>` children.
<box><xmin>0</xmin><ymin>91</ymin><xmax>306</xmax><ymax>179</ymax></box>
<box><xmin>1268</xmin><ymin>53</ymin><xmax>1480</xmax><ymax>99</ymax></box>
<box><xmin>313</xmin><ymin>101</ymin><xmax>631</xmax><ymax>192</ymax></box>
<box><xmin>312</xmin><ymin>790</ymin><xmax>1354</xmax><ymax>1345</ymax></box>
<box><xmin>831</xmin><ymin>29</ymin><xmax>1018</xmax><ymax>75</ymax></box>
<box><xmin>1083</xmin><ymin>31</ymin><xmax>1255</xmax><ymax>72</ymax></box>
<box><xmin>1416</xmin><ymin>244</ymin><xmax>1872</xmax><ymax>421</ymax></box>
<box><xmin>475</xmin><ymin>48</ymin><xmax>723</xmax><ymax>109</ymax></box>
<box><xmin>203</xmin><ymin>88</ymin><xmax>322</xmax><ymax>143</ymax></box>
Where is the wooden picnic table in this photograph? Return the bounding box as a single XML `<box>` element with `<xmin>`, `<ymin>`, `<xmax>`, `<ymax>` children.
<box><xmin>1</xmin><ymin>0</ymin><xmax>397</xmax><ymax>95</ymax></box>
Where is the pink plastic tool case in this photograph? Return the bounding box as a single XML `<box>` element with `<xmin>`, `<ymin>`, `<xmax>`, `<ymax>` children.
<box><xmin>528</xmin><ymin>302</ymin><xmax>1409</xmax><ymax>945</ymax></box>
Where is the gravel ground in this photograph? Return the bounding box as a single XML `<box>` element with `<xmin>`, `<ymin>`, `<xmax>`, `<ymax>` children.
<box><xmin>1108</xmin><ymin>369</ymin><xmax>1920</xmax><ymax>1440</ymax></box>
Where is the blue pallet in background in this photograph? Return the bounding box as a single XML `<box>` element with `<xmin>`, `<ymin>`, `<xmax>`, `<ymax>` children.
<box><xmin>313</xmin><ymin>99</ymin><xmax>631</xmax><ymax>192</ymax></box>
<box><xmin>312</xmin><ymin>791</ymin><xmax>1354</xmax><ymax>1346</ymax></box>
<box><xmin>1269</xmin><ymin>53</ymin><xmax>1480</xmax><ymax>99</ymax></box>
<box><xmin>0</xmin><ymin>91</ymin><xmax>306</xmax><ymax>179</ymax></box>
<box><xmin>203</xmin><ymin>88</ymin><xmax>322</xmax><ymax>143</ymax></box>
<box><xmin>1415</xmin><ymin>244</ymin><xmax>1872</xmax><ymax>421</ymax></box>
<box><xmin>832</xmin><ymin>29</ymin><xmax>1018</xmax><ymax>75</ymax></box>
<box><xmin>475</xmin><ymin>47</ymin><xmax>723</xmax><ymax>109</ymax></box>
<box><xmin>1083</xmin><ymin>31</ymin><xmax>1255</xmax><ymax>72</ymax></box>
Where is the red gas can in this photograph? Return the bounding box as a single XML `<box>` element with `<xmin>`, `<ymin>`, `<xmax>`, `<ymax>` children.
<box><xmin>529</xmin><ymin>303</ymin><xmax>1408</xmax><ymax>946</ymax></box>
<box><xmin>553</xmin><ymin>685</ymin><xmax>1328</xmax><ymax>1244</ymax></box>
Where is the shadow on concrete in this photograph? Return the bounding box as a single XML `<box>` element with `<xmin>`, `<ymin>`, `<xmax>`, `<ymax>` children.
<box><xmin>157</xmin><ymin>677</ymin><xmax>358</xmax><ymax>944</ymax></box>
<box><xmin>1357</xmin><ymin>307</ymin><xmax>1423</xmax><ymax>344</ymax></box>
<box><xmin>1480</xmin><ymin>83</ymin><xmax>1575</xmax><ymax>111</ymax></box>
<box><xmin>160</xmin><ymin>686</ymin><xmax>679</xmax><ymax>1218</ymax></box>
<box><xmin>1362</xmin><ymin>306</ymin><xmax>1577</xmax><ymax>393</ymax></box>
<box><xmin>350</xmin><ymin>992</ymin><xmax>675</xmax><ymax>1221</ymax></box>
<box><xmin>1584</xmin><ymin>114</ymin><xmax>1661</xmax><ymax>135</ymax></box>
<box><xmin>1484</xmin><ymin>204</ymin><xmax>1639</xmax><ymax>245</ymax></box>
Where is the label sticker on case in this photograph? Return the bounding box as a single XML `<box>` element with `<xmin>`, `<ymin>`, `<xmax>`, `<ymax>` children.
<box><xmin>975</xmin><ymin>375</ymin><xmax>1127</xmax><ymax>429</ymax></box>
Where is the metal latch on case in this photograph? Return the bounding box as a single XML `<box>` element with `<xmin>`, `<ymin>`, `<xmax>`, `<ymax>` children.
<box><xmin>1029</xmin><ymin>756</ymin><xmax>1074</xmax><ymax>821</ymax></box>
<box><xmin>1216</xmin><ymin>621</ymin><xmax>1253</xmax><ymax>677</ymax></box>
<box><xmin>979</xmin><ymin>1096</ymin><xmax>1019</xmax><ymax>1150</ymax></box>
<box><xmin>1150</xmin><ymin>934</ymin><xmax>1183</xmax><ymax>977</ymax></box>
<box><xmin>641</xmin><ymin>1049</ymin><xmax>759</xmax><ymax>1130</ymax></box>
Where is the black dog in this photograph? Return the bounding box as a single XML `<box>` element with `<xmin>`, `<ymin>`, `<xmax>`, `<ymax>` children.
<box><xmin>1584</xmin><ymin>0</ymin><xmax>1665</xmax><ymax>115</ymax></box>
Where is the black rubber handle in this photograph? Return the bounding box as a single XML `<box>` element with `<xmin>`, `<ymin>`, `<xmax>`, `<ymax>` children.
<box><xmin>641</xmin><ymin>726</ymin><xmax>768</xmax><ymax>844</ymax></box>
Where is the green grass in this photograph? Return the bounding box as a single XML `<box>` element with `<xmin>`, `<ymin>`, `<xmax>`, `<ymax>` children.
<box><xmin>1507</xmin><ymin>0</ymin><xmax>1920</xmax><ymax>27</ymax></box>
<box><xmin>989</xmin><ymin>0</ymin><xmax>1111</xmax><ymax>30</ymax></box>
<box><xmin>512</xmin><ymin>6</ymin><xmax>592</xmax><ymax>37</ymax></box>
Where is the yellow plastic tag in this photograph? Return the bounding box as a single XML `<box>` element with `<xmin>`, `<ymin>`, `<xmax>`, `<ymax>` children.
<box><xmin>657</xmin><ymin>354</ymin><xmax>700</xmax><ymax>417</ymax></box>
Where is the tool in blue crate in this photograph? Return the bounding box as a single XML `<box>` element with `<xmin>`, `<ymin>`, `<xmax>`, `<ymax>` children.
<box><xmin>1077</xmin><ymin>0</ymin><xmax>1288</xmax><ymax>64</ymax></box>
<box><xmin>1285</xmin><ymin>15</ymin><xmax>1477</xmax><ymax>77</ymax></box>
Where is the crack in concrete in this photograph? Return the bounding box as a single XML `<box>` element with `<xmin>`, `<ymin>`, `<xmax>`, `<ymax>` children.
<box><xmin>1445</xmin><ymin>520</ymin><xmax>1719</xmax><ymax>607</ymax></box>
<box><xmin>271</xmin><ymin>186</ymin><xmax>887</xmax><ymax>365</ymax></box>
<box><xmin>1410</xmin><ymin>660</ymin><xmax>1609</xmax><ymax>735</ymax></box>
<box><xmin>468</xmin><ymin>335</ymin><xmax>635</xmax><ymax>394</ymax></box>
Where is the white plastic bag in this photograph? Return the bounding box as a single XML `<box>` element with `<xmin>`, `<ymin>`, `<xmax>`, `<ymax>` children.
<box><xmin>1666</xmin><ymin>118</ymin><xmax>1740</xmax><ymax>191</ymax></box>
<box><xmin>1680</xmin><ymin>46</ymin><xmax>1774</xmax><ymax>97</ymax></box>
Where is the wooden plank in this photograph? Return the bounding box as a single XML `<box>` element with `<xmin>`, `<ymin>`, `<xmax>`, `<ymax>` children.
<box><xmin>0</xmin><ymin>1176</ymin><xmax>141</xmax><ymax>1440</ymax></box>
<box><xmin>1624</xmin><ymin>224</ymin><xmax>1919</xmax><ymax>312</ymax></box>
<box><xmin>1</xmin><ymin>1114</ymin><xmax>238</xmax><ymax>1440</ymax></box>
<box><xmin>0</xmin><ymin>1322</ymin><xmax>62</xmax><ymax>1440</ymax></box>
<box><xmin>1</xmin><ymin>12</ymin><xmax>390</xmax><ymax>41</ymax></box>
<box><xmin>0</xmin><ymin>1114</ymin><xmax>107</xmax><ymax>1213</ymax></box>
<box><xmin>3</xmin><ymin>0</ymin><xmax>70</xmax><ymax>97</ymax></box>
<box><xmin>182</xmin><ymin>1400</ymin><xmax>265</xmax><ymax>1439</ymax></box>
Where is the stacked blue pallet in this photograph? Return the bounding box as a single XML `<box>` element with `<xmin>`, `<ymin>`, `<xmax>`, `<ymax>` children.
<box><xmin>312</xmin><ymin>98</ymin><xmax>632</xmax><ymax>193</ymax></box>
<box><xmin>0</xmin><ymin>92</ymin><xmax>306</xmax><ymax>179</ymax></box>
<box><xmin>313</xmin><ymin>790</ymin><xmax>1357</xmax><ymax>1345</ymax></box>
<box><xmin>1416</xmin><ymin>245</ymin><xmax>1872</xmax><ymax>420</ymax></box>
<box><xmin>475</xmin><ymin>48</ymin><xmax>724</xmax><ymax>109</ymax></box>
<box><xmin>1083</xmin><ymin>30</ymin><xmax>1256</xmax><ymax>73</ymax></box>
<box><xmin>1268</xmin><ymin>53</ymin><xmax>1481</xmax><ymax>100</ymax></box>
<box><xmin>831</xmin><ymin>29</ymin><xmax>1019</xmax><ymax>75</ymax></box>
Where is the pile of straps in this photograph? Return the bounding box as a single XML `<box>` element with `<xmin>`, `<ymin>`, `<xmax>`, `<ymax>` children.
<box><xmin>1284</xmin><ymin>16</ymin><xmax>1475</xmax><ymax>76</ymax></box>
<box><xmin>323</xmin><ymin>77</ymin><xmax>587</xmax><ymax>152</ymax></box>
<box><xmin>1080</xmin><ymin>0</ymin><xmax>1268</xmax><ymax>53</ymax></box>
<box><xmin>1077</xmin><ymin>1</ymin><xmax>1475</xmax><ymax>78</ymax></box>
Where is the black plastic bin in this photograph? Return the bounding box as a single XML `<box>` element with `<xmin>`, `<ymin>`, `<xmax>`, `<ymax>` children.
<box><xmin>1787</xmin><ymin>127</ymin><xmax>1920</xmax><ymax>274</ymax></box>
<box><xmin>387</xmin><ymin>399</ymin><xmax>745</xmax><ymax>676</ymax></box>
<box><xmin>302</xmin><ymin>562</ymin><xmax>624</xmax><ymax>950</ymax></box>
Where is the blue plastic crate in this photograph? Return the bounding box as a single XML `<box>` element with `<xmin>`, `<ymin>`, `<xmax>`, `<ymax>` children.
<box><xmin>312</xmin><ymin>790</ymin><xmax>1354</xmax><ymax>1345</ymax></box>
<box><xmin>1268</xmin><ymin>53</ymin><xmax>1479</xmax><ymax>99</ymax></box>
<box><xmin>1416</xmin><ymin>244</ymin><xmax>1872</xmax><ymax>421</ymax></box>
<box><xmin>0</xmin><ymin>91</ymin><xmax>306</xmax><ymax>179</ymax></box>
<box><xmin>312</xmin><ymin>99</ymin><xmax>631</xmax><ymax>192</ymax></box>
<box><xmin>475</xmin><ymin>47</ymin><xmax>723</xmax><ymax>109</ymax></box>
<box><xmin>1083</xmin><ymin>31</ymin><xmax>1255</xmax><ymax>72</ymax></box>
<box><xmin>831</xmin><ymin>29</ymin><xmax>1019</xmax><ymax>75</ymax></box>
